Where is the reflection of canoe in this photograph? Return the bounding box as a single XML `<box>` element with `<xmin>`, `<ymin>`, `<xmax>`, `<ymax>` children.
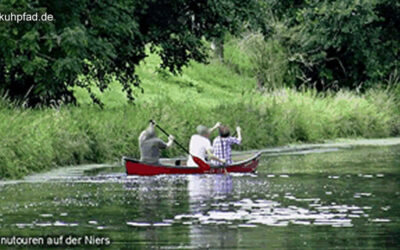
<box><xmin>123</xmin><ymin>152</ymin><xmax>262</xmax><ymax>176</ymax></box>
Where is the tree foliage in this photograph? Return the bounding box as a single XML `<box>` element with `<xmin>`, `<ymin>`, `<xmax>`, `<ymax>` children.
<box><xmin>257</xmin><ymin>0</ymin><xmax>399</xmax><ymax>90</ymax></box>
<box><xmin>0</xmin><ymin>0</ymin><xmax>256</xmax><ymax>105</ymax></box>
<box><xmin>241</xmin><ymin>33</ymin><xmax>294</xmax><ymax>90</ymax></box>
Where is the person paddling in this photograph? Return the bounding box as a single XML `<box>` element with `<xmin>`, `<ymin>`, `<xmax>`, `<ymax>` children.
<box><xmin>139</xmin><ymin>121</ymin><xmax>174</xmax><ymax>165</ymax></box>
<box><xmin>187</xmin><ymin>122</ymin><xmax>226</xmax><ymax>166</ymax></box>
<box><xmin>211</xmin><ymin>125</ymin><xmax>242</xmax><ymax>166</ymax></box>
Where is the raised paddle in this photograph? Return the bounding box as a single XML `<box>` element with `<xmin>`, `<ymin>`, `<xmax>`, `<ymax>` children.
<box><xmin>149</xmin><ymin>120</ymin><xmax>211</xmax><ymax>170</ymax></box>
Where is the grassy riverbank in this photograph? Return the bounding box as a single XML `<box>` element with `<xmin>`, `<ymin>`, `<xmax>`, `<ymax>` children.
<box><xmin>1</xmin><ymin>43</ymin><xmax>400</xmax><ymax>179</ymax></box>
<box><xmin>1</xmin><ymin>88</ymin><xmax>399</xmax><ymax>179</ymax></box>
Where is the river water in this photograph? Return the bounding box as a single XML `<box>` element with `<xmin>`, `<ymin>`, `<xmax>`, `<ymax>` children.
<box><xmin>0</xmin><ymin>143</ymin><xmax>399</xmax><ymax>249</ymax></box>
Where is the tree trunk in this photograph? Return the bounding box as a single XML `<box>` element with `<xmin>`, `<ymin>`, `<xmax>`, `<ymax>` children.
<box><xmin>256</xmin><ymin>73</ymin><xmax>265</xmax><ymax>91</ymax></box>
<box><xmin>211</xmin><ymin>38</ymin><xmax>224</xmax><ymax>63</ymax></box>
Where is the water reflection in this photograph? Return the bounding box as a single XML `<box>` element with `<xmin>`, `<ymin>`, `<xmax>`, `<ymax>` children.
<box><xmin>188</xmin><ymin>174</ymin><xmax>233</xmax><ymax>201</ymax></box>
<box><xmin>0</xmin><ymin>145</ymin><xmax>399</xmax><ymax>249</ymax></box>
<box><xmin>183</xmin><ymin>176</ymin><xmax>371</xmax><ymax>228</ymax></box>
<box><xmin>187</xmin><ymin>174</ymin><xmax>237</xmax><ymax>248</ymax></box>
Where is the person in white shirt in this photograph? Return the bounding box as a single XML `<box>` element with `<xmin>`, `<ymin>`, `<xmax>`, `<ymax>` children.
<box><xmin>187</xmin><ymin>122</ymin><xmax>226</xmax><ymax>167</ymax></box>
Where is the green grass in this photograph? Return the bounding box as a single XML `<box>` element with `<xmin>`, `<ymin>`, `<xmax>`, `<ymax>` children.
<box><xmin>73</xmin><ymin>44</ymin><xmax>255</xmax><ymax>108</ymax></box>
<box><xmin>1</xmin><ymin>42</ymin><xmax>400</xmax><ymax>179</ymax></box>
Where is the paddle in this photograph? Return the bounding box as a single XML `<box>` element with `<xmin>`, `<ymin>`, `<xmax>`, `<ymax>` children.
<box><xmin>149</xmin><ymin>120</ymin><xmax>211</xmax><ymax>170</ymax></box>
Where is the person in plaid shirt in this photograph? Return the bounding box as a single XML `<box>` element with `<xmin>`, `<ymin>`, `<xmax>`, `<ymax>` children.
<box><xmin>211</xmin><ymin>125</ymin><xmax>242</xmax><ymax>166</ymax></box>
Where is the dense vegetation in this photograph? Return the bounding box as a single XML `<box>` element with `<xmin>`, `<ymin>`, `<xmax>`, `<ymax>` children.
<box><xmin>1</xmin><ymin>44</ymin><xmax>400</xmax><ymax>179</ymax></box>
<box><xmin>1</xmin><ymin>0</ymin><xmax>398</xmax><ymax>104</ymax></box>
<box><xmin>0</xmin><ymin>0</ymin><xmax>399</xmax><ymax>179</ymax></box>
<box><xmin>251</xmin><ymin>0</ymin><xmax>400</xmax><ymax>90</ymax></box>
<box><xmin>0</xmin><ymin>0</ymin><xmax>256</xmax><ymax>105</ymax></box>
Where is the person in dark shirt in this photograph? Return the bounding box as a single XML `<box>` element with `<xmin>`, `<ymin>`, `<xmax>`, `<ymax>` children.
<box><xmin>139</xmin><ymin>122</ymin><xmax>174</xmax><ymax>164</ymax></box>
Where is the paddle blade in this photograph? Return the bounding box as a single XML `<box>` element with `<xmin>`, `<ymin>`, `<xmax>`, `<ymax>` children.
<box><xmin>192</xmin><ymin>156</ymin><xmax>211</xmax><ymax>171</ymax></box>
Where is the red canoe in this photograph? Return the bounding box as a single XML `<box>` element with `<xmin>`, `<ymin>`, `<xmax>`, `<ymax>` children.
<box><xmin>123</xmin><ymin>152</ymin><xmax>262</xmax><ymax>176</ymax></box>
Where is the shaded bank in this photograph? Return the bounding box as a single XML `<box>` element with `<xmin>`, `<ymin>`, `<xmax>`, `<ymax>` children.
<box><xmin>1</xmin><ymin>88</ymin><xmax>399</xmax><ymax>179</ymax></box>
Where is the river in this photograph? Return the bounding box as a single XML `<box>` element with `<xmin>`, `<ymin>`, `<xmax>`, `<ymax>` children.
<box><xmin>0</xmin><ymin>141</ymin><xmax>399</xmax><ymax>249</ymax></box>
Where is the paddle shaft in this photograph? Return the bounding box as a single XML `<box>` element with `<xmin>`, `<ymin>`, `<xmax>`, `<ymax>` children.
<box><xmin>150</xmin><ymin>120</ymin><xmax>190</xmax><ymax>155</ymax></box>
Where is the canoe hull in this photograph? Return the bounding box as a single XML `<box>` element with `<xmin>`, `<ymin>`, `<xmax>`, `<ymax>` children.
<box><xmin>123</xmin><ymin>153</ymin><xmax>261</xmax><ymax>176</ymax></box>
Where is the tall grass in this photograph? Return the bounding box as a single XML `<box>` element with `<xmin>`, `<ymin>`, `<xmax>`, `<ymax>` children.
<box><xmin>1</xmin><ymin>87</ymin><xmax>399</xmax><ymax>179</ymax></box>
<box><xmin>1</xmin><ymin>40</ymin><xmax>399</xmax><ymax>179</ymax></box>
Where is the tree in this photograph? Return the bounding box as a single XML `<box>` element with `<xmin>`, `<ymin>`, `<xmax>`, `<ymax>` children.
<box><xmin>0</xmin><ymin>0</ymin><xmax>257</xmax><ymax>106</ymax></box>
<box><xmin>256</xmin><ymin>0</ymin><xmax>400</xmax><ymax>90</ymax></box>
<box><xmin>292</xmin><ymin>0</ymin><xmax>400</xmax><ymax>90</ymax></box>
<box><xmin>241</xmin><ymin>33</ymin><xmax>293</xmax><ymax>90</ymax></box>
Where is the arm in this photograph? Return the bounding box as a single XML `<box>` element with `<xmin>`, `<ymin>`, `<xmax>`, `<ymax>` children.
<box><xmin>209</xmin><ymin>122</ymin><xmax>221</xmax><ymax>133</ymax></box>
<box><xmin>138</xmin><ymin>130</ymin><xmax>147</xmax><ymax>143</ymax></box>
<box><xmin>236</xmin><ymin>126</ymin><xmax>242</xmax><ymax>142</ymax></box>
<box><xmin>206</xmin><ymin>148</ymin><xmax>226</xmax><ymax>164</ymax></box>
